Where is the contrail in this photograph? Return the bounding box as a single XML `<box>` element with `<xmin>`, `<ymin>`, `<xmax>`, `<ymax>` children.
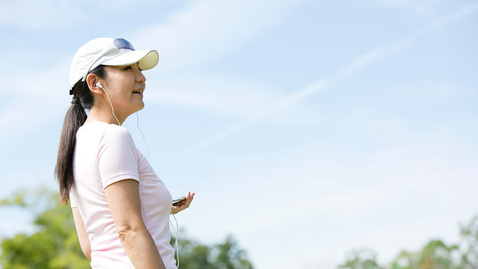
<box><xmin>168</xmin><ymin>2</ymin><xmax>478</xmax><ymax>164</ymax></box>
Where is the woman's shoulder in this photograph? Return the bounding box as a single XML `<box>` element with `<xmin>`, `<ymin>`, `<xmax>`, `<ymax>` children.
<box><xmin>80</xmin><ymin>121</ymin><xmax>132</xmax><ymax>142</ymax></box>
<box><xmin>102</xmin><ymin>123</ymin><xmax>133</xmax><ymax>141</ymax></box>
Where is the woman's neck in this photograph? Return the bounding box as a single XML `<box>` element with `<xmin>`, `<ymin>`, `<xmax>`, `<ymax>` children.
<box><xmin>85</xmin><ymin>106</ymin><xmax>123</xmax><ymax>125</ymax></box>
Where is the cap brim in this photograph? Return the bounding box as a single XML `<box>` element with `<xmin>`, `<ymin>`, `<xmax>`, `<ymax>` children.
<box><xmin>102</xmin><ymin>50</ymin><xmax>159</xmax><ymax>70</ymax></box>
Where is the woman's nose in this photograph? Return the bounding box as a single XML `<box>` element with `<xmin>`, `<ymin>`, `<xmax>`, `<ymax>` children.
<box><xmin>135</xmin><ymin>67</ymin><xmax>146</xmax><ymax>83</ymax></box>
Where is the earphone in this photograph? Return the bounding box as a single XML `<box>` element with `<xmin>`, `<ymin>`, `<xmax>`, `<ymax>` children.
<box><xmin>96</xmin><ymin>82</ymin><xmax>121</xmax><ymax>126</ymax></box>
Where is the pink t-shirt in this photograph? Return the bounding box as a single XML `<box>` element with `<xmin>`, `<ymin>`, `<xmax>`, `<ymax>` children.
<box><xmin>70</xmin><ymin>121</ymin><xmax>176</xmax><ymax>269</ymax></box>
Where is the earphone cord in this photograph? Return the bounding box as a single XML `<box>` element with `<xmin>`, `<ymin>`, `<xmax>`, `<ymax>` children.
<box><xmin>102</xmin><ymin>87</ymin><xmax>121</xmax><ymax>126</ymax></box>
<box><xmin>135</xmin><ymin>113</ymin><xmax>150</xmax><ymax>159</ymax></box>
<box><xmin>170</xmin><ymin>213</ymin><xmax>180</xmax><ymax>268</ymax></box>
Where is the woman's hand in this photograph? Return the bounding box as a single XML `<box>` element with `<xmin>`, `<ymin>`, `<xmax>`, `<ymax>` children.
<box><xmin>171</xmin><ymin>191</ymin><xmax>195</xmax><ymax>214</ymax></box>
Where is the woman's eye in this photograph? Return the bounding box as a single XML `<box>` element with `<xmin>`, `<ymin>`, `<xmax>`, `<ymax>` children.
<box><xmin>123</xmin><ymin>66</ymin><xmax>132</xmax><ymax>70</ymax></box>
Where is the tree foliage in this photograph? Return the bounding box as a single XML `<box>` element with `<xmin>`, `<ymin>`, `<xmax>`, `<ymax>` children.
<box><xmin>0</xmin><ymin>188</ymin><xmax>253</xmax><ymax>269</ymax></box>
<box><xmin>459</xmin><ymin>216</ymin><xmax>478</xmax><ymax>268</ymax></box>
<box><xmin>0</xmin><ymin>188</ymin><xmax>89</xmax><ymax>269</ymax></box>
<box><xmin>390</xmin><ymin>239</ymin><xmax>459</xmax><ymax>269</ymax></box>
<box><xmin>338</xmin><ymin>248</ymin><xmax>382</xmax><ymax>269</ymax></box>
<box><xmin>339</xmin><ymin>215</ymin><xmax>478</xmax><ymax>269</ymax></box>
<box><xmin>172</xmin><ymin>233</ymin><xmax>253</xmax><ymax>269</ymax></box>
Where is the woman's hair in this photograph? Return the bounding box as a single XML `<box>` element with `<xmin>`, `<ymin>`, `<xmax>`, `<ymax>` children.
<box><xmin>55</xmin><ymin>65</ymin><xmax>105</xmax><ymax>203</ymax></box>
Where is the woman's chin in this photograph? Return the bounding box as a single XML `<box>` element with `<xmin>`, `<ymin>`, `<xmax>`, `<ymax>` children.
<box><xmin>133</xmin><ymin>99</ymin><xmax>145</xmax><ymax>110</ymax></box>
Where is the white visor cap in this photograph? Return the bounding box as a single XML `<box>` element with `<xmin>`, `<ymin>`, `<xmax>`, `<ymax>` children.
<box><xmin>69</xmin><ymin>37</ymin><xmax>159</xmax><ymax>88</ymax></box>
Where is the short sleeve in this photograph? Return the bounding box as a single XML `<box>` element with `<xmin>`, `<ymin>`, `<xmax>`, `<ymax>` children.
<box><xmin>98</xmin><ymin>125</ymin><xmax>140</xmax><ymax>188</ymax></box>
<box><xmin>70</xmin><ymin>195</ymin><xmax>77</xmax><ymax>208</ymax></box>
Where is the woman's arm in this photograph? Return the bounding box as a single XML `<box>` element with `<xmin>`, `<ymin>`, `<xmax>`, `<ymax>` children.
<box><xmin>72</xmin><ymin>207</ymin><xmax>91</xmax><ymax>260</ymax></box>
<box><xmin>105</xmin><ymin>179</ymin><xmax>166</xmax><ymax>269</ymax></box>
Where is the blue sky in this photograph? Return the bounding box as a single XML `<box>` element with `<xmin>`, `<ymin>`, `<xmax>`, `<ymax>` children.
<box><xmin>1</xmin><ymin>0</ymin><xmax>477</xmax><ymax>268</ymax></box>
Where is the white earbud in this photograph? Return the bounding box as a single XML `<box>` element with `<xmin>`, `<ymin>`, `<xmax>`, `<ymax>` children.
<box><xmin>96</xmin><ymin>82</ymin><xmax>104</xmax><ymax>90</ymax></box>
<box><xmin>95</xmin><ymin>82</ymin><xmax>121</xmax><ymax>126</ymax></box>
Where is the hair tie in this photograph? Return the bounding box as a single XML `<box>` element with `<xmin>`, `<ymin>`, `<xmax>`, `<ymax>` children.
<box><xmin>71</xmin><ymin>98</ymin><xmax>82</xmax><ymax>106</ymax></box>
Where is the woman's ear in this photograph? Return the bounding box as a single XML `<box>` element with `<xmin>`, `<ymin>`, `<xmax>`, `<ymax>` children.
<box><xmin>86</xmin><ymin>73</ymin><xmax>103</xmax><ymax>95</ymax></box>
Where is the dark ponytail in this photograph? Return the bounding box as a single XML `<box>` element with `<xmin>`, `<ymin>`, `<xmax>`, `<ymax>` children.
<box><xmin>55</xmin><ymin>65</ymin><xmax>105</xmax><ymax>203</ymax></box>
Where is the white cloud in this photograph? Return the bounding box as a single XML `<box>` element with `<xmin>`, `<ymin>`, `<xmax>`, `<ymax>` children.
<box><xmin>0</xmin><ymin>61</ymin><xmax>70</xmax><ymax>140</ymax></box>
<box><xmin>147</xmin><ymin>72</ymin><xmax>283</xmax><ymax>117</ymax></box>
<box><xmin>146</xmin><ymin>71</ymin><xmax>315</xmax><ymax>124</ymax></box>
<box><xmin>374</xmin><ymin>0</ymin><xmax>438</xmax><ymax>16</ymax></box>
<box><xmin>0</xmin><ymin>0</ymin><xmax>158</xmax><ymax>30</ymax></box>
<box><xmin>132</xmin><ymin>0</ymin><xmax>303</xmax><ymax>71</ymax></box>
<box><xmin>0</xmin><ymin>0</ymin><xmax>88</xmax><ymax>30</ymax></box>
<box><xmin>164</xmin><ymin>2</ymin><xmax>478</xmax><ymax>162</ymax></box>
<box><xmin>374</xmin><ymin>0</ymin><xmax>478</xmax><ymax>20</ymax></box>
<box><xmin>219</xmin><ymin>132</ymin><xmax>478</xmax><ymax>230</ymax></box>
<box><xmin>386</xmin><ymin>79</ymin><xmax>475</xmax><ymax>100</ymax></box>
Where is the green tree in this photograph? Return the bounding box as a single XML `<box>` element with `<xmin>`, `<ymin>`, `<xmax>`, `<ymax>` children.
<box><xmin>390</xmin><ymin>250</ymin><xmax>420</xmax><ymax>269</ymax></box>
<box><xmin>390</xmin><ymin>237</ymin><xmax>462</xmax><ymax>269</ymax></box>
<box><xmin>338</xmin><ymin>248</ymin><xmax>384</xmax><ymax>269</ymax></box>
<box><xmin>418</xmin><ymin>239</ymin><xmax>458</xmax><ymax>269</ymax></box>
<box><xmin>171</xmin><ymin>231</ymin><xmax>213</xmax><ymax>268</ymax></box>
<box><xmin>0</xmin><ymin>187</ymin><xmax>89</xmax><ymax>269</ymax></box>
<box><xmin>458</xmin><ymin>215</ymin><xmax>478</xmax><ymax>269</ymax></box>
<box><xmin>390</xmin><ymin>240</ymin><xmax>459</xmax><ymax>269</ymax></box>
<box><xmin>1</xmin><ymin>187</ymin><xmax>254</xmax><ymax>269</ymax></box>
<box><xmin>213</xmin><ymin>235</ymin><xmax>253</xmax><ymax>269</ymax></box>
<box><xmin>340</xmin><ymin>215</ymin><xmax>478</xmax><ymax>269</ymax></box>
<box><xmin>171</xmin><ymin>232</ymin><xmax>254</xmax><ymax>269</ymax></box>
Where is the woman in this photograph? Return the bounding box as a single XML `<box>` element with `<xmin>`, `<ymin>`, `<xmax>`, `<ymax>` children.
<box><xmin>55</xmin><ymin>37</ymin><xmax>194</xmax><ymax>269</ymax></box>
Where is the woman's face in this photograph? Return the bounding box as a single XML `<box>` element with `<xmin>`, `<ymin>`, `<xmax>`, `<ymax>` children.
<box><xmin>100</xmin><ymin>63</ymin><xmax>146</xmax><ymax>120</ymax></box>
